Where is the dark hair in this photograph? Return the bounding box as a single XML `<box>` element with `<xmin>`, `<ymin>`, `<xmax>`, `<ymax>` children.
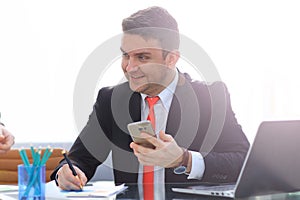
<box><xmin>122</xmin><ymin>6</ymin><xmax>180</xmax><ymax>55</ymax></box>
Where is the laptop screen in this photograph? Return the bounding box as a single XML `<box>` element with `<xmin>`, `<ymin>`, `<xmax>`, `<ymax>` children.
<box><xmin>235</xmin><ymin>120</ymin><xmax>300</xmax><ymax>198</ymax></box>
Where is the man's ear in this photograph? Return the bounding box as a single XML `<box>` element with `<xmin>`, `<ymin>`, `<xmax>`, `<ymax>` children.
<box><xmin>165</xmin><ymin>50</ymin><xmax>180</xmax><ymax>69</ymax></box>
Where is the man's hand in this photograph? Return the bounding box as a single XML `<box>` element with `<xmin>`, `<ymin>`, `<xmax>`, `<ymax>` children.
<box><xmin>0</xmin><ymin>125</ymin><xmax>15</xmax><ymax>154</ymax></box>
<box><xmin>130</xmin><ymin>130</ymin><xmax>184</xmax><ymax>168</ymax></box>
<box><xmin>56</xmin><ymin>164</ymin><xmax>87</xmax><ymax>190</ymax></box>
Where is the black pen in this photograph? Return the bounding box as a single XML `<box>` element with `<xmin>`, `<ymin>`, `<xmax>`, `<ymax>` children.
<box><xmin>62</xmin><ymin>150</ymin><xmax>83</xmax><ymax>189</ymax></box>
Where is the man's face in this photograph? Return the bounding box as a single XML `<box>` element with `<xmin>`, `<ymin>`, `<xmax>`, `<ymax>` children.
<box><xmin>121</xmin><ymin>34</ymin><xmax>176</xmax><ymax>96</ymax></box>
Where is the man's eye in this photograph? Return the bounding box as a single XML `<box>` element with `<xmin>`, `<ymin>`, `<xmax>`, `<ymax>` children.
<box><xmin>122</xmin><ymin>53</ymin><xmax>129</xmax><ymax>59</ymax></box>
<box><xmin>138</xmin><ymin>55</ymin><xmax>149</xmax><ymax>61</ymax></box>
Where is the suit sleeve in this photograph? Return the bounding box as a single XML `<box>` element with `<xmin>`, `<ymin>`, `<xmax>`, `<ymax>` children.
<box><xmin>198</xmin><ymin>82</ymin><xmax>250</xmax><ymax>183</ymax></box>
<box><xmin>50</xmin><ymin>88</ymin><xmax>113</xmax><ymax>181</ymax></box>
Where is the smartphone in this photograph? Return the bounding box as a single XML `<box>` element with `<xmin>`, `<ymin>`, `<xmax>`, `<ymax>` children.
<box><xmin>127</xmin><ymin>120</ymin><xmax>156</xmax><ymax>149</ymax></box>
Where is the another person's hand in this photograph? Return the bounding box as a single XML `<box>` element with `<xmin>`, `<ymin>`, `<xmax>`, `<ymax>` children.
<box><xmin>130</xmin><ymin>130</ymin><xmax>183</xmax><ymax>168</ymax></box>
<box><xmin>56</xmin><ymin>164</ymin><xmax>87</xmax><ymax>190</ymax></box>
<box><xmin>0</xmin><ymin>125</ymin><xmax>15</xmax><ymax>154</ymax></box>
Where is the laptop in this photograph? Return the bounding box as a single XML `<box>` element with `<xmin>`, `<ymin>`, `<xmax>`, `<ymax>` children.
<box><xmin>172</xmin><ymin>120</ymin><xmax>300</xmax><ymax>198</ymax></box>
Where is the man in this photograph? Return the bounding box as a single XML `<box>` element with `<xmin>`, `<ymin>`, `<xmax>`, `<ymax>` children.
<box><xmin>51</xmin><ymin>6</ymin><xmax>249</xmax><ymax>192</ymax></box>
<box><xmin>0</xmin><ymin>113</ymin><xmax>15</xmax><ymax>154</ymax></box>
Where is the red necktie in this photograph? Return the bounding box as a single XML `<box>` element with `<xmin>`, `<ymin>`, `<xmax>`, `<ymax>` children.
<box><xmin>143</xmin><ymin>96</ymin><xmax>160</xmax><ymax>200</ymax></box>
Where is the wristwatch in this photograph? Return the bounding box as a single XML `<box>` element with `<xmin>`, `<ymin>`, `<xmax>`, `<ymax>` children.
<box><xmin>173</xmin><ymin>148</ymin><xmax>189</xmax><ymax>174</ymax></box>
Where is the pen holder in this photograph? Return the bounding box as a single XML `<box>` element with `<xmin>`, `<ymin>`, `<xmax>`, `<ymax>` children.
<box><xmin>18</xmin><ymin>164</ymin><xmax>45</xmax><ymax>200</ymax></box>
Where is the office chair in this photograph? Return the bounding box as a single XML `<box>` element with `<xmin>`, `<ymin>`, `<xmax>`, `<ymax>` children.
<box><xmin>0</xmin><ymin>148</ymin><xmax>64</xmax><ymax>184</ymax></box>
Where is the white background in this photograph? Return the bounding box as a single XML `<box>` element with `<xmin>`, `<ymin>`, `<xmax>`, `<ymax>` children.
<box><xmin>0</xmin><ymin>0</ymin><xmax>299</xmax><ymax>143</ymax></box>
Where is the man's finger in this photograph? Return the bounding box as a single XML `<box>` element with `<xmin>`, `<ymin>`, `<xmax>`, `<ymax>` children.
<box><xmin>76</xmin><ymin>167</ymin><xmax>87</xmax><ymax>187</ymax></box>
<box><xmin>58</xmin><ymin>165</ymin><xmax>84</xmax><ymax>190</ymax></box>
<box><xmin>0</xmin><ymin>135</ymin><xmax>5</xmax><ymax>142</ymax></box>
<box><xmin>159</xmin><ymin>131</ymin><xmax>173</xmax><ymax>142</ymax></box>
<box><xmin>140</xmin><ymin>132</ymin><xmax>161</xmax><ymax>147</ymax></box>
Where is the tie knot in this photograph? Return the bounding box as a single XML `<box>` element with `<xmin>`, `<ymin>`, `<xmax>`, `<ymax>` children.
<box><xmin>146</xmin><ymin>96</ymin><xmax>160</xmax><ymax>107</ymax></box>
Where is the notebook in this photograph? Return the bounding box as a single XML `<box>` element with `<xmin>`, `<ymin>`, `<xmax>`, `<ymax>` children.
<box><xmin>172</xmin><ymin>120</ymin><xmax>300</xmax><ymax>198</ymax></box>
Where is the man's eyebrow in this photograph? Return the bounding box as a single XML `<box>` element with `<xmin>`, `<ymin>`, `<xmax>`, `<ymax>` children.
<box><xmin>134</xmin><ymin>52</ymin><xmax>151</xmax><ymax>56</ymax></box>
<box><xmin>120</xmin><ymin>47</ymin><xmax>126</xmax><ymax>54</ymax></box>
<box><xmin>120</xmin><ymin>48</ymin><xmax>152</xmax><ymax>56</ymax></box>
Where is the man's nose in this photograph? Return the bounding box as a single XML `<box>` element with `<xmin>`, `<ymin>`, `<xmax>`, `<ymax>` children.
<box><xmin>125</xmin><ymin>58</ymin><xmax>139</xmax><ymax>72</ymax></box>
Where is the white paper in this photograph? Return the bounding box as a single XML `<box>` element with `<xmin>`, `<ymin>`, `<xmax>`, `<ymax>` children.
<box><xmin>0</xmin><ymin>185</ymin><xmax>18</xmax><ymax>193</ymax></box>
<box><xmin>46</xmin><ymin>181</ymin><xmax>69</xmax><ymax>199</ymax></box>
<box><xmin>64</xmin><ymin>182</ymin><xmax>127</xmax><ymax>197</ymax></box>
<box><xmin>0</xmin><ymin>194</ymin><xmax>17</xmax><ymax>200</ymax></box>
<box><xmin>46</xmin><ymin>180</ymin><xmax>127</xmax><ymax>199</ymax></box>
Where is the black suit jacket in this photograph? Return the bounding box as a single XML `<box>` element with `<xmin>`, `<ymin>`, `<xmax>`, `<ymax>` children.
<box><xmin>51</xmin><ymin>73</ymin><xmax>249</xmax><ymax>184</ymax></box>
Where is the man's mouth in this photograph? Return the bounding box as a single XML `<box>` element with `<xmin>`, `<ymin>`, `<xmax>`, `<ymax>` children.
<box><xmin>130</xmin><ymin>75</ymin><xmax>145</xmax><ymax>79</ymax></box>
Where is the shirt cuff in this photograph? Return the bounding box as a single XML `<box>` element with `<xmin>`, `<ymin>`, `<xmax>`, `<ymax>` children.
<box><xmin>54</xmin><ymin>173</ymin><xmax>59</xmax><ymax>186</ymax></box>
<box><xmin>187</xmin><ymin>151</ymin><xmax>205</xmax><ymax>180</ymax></box>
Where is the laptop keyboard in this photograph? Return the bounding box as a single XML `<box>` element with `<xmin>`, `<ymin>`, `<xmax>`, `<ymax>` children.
<box><xmin>190</xmin><ymin>184</ymin><xmax>236</xmax><ymax>191</ymax></box>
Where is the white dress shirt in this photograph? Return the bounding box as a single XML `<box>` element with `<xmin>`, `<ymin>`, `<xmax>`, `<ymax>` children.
<box><xmin>137</xmin><ymin>70</ymin><xmax>205</xmax><ymax>199</ymax></box>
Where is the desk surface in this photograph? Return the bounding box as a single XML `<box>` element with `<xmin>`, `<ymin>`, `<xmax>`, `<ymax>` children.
<box><xmin>116</xmin><ymin>184</ymin><xmax>300</xmax><ymax>200</ymax></box>
<box><xmin>2</xmin><ymin>183</ymin><xmax>300</xmax><ymax>200</ymax></box>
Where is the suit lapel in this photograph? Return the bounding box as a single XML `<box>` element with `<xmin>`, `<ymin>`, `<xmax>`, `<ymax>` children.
<box><xmin>166</xmin><ymin>73</ymin><xmax>201</xmax><ymax>149</ymax></box>
<box><xmin>166</xmin><ymin>73</ymin><xmax>186</xmax><ymax>138</ymax></box>
<box><xmin>129</xmin><ymin>92</ymin><xmax>142</xmax><ymax>122</ymax></box>
<box><xmin>166</xmin><ymin>95</ymin><xmax>180</xmax><ymax>138</ymax></box>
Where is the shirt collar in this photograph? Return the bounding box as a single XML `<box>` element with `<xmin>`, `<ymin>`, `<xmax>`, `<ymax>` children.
<box><xmin>141</xmin><ymin>70</ymin><xmax>178</xmax><ymax>111</ymax></box>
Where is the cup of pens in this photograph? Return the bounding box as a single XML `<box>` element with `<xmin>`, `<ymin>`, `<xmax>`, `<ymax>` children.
<box><xmin>18</xmin><ymin>164</ymin><xmax>45</xmax><ymax>200</ymax></box>
<box><xmin>18</xmin><ymin>147</ymin><xmax>52</xmax><ymax>200</ymax></box>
